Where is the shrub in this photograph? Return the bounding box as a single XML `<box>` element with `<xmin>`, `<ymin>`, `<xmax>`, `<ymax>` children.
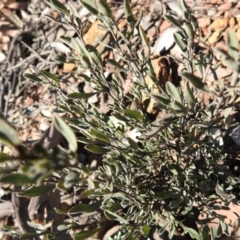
<box><xmin>1</xmin><ymin>0</ymin><xmax>240</xmax><ymax>239</ymax></box>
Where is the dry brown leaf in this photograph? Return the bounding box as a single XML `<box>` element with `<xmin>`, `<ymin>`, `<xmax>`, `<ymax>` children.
<box><xmin>210</xmin><ymin>18</ymin><xmax>228</xmax><ymax>31</ymax></box>
<box><xmin>63</xmin><ymin>63</ymin><xmax>75</xmax><ymax>73</ymax></box>
<box><xmin>83</xmin><ymin>20</ymin><xmax>110</xmax><ymax>54</ymax></box>
<box><xmin>208</xmin><ymin>31</ymin><xmax>221</xmax><ymax>44</ymax></box>
<box><xmin>143</xmin><ymin>57</ymin><xmax>171</xmax><ymax>114</ymax></box>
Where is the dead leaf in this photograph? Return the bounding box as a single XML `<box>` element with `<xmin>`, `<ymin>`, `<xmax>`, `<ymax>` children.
<box><xmin>83</xmin><ymin>20</ymin><xmax>110</xmax><ymax>54</ymax></box>
<box><xmin>210</xmin><ymin>18</ymin><xmax>228</xmax><ymax>31</ymax></box>
<box><xmin>63</xmin><ymin>63</ymin><xmax>75</xmax><ymax>73</ymax></box>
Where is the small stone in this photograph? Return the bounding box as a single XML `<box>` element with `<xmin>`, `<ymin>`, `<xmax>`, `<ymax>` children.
<box><xmin>207</xmin><ymin>7</ymin><xmax>217</xmax><ymax>17</ymax></box>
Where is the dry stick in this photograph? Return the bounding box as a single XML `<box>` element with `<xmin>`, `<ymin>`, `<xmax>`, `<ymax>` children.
<box><xmin>20</xmin><ymin>41</ymin><xmax>53</xmax><ymax>64</ymax></box>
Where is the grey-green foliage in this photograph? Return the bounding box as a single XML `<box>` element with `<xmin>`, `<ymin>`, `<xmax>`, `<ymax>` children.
<box><xmin>2</xmin><ymin>0</ymin><xmax>240</xmax><ymax>239</ymax></box>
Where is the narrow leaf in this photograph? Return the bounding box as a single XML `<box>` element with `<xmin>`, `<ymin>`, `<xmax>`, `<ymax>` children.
<box><xmin>166</xmin><ymin>81</ymin><xmax>182</xmax><ymax>103</ymax></box>
<box><xmin>170</xmin><ymin>101</ymin><xmax>187</xmax><ymax>114</ymax></box>
<box><xmin>96</xmin><ymin>0</ymin><xmax>112</xmax><ymax>18</ymax></box>
<box><xmin>124</xmin><ymin>0</ymin><xmax>135</xmax><ymax>25</ymax></box>
<box><xmin>80</xmin><ymin>0</ymin><xmax>98</xmax><ymax>15</ymax></box>
<box><xmin>106</xmin><ymin>59</ymin><xmax>124</xmax><ymax>70</ymax></box>
<box><xmin>24</xmin><ymin>73</ymin><xmax>42</xmax><ymax>82</ymax></box>
<box><xmin>0</xmin><ymin>118</ymin><xmax>21</xmax><ymax>146</ymax></box>
<box><xmin>68</xmin><ymin>201</ymin><xmax>101</xmax><ymax>214</ymax></box>
<box><xmin>0</xmin><ymin>174</ymin><xmax>34</xmax><ymax>184</ymax></box>
<box><xmin>177</xmin><ymin>0</ymin><xmax>188</xmax><ymax>15</ymax></box>
<box><xmin>154</xmin><ymin>191</ymin><xmax>170</xmax><ymax>199</ymax></box>
<box><xmin>86</xmin><ymin>44</ymin><xmax>103</xmax><ymax>69</ymax></box>
<box><xmin>85</xmin><ymin>144</ymin><xmax>109</xmax><ymax>154</ymax></box>
<box><xmin>187</xmin><ymin>228</ymin><xmax>200</xmax><ymax>240</ymax></box>
<box><xmin>41</xmin><ymin>70</ymin><xmax>60</xmax><ymax>88</ymax></box>
<box><xmin>90</xmin><ymin>128</ymin><xmax>109</xmax><ymax>143</ymax></box>
<box><xmin>164</xmin><ymin>15</ymin><xmax>182</xmax><ymax>30</ymax></box>
<box><xmin>20</xmin><ymin>233</ymin><xmax>40</xmax><ymax>240</ymax></box>
<box><xmin>44</xmin><ymin>0</ymin><xmax>69</xmax><ymax>15</ymax></box>
<box><xmin>68</xmin><ymin>92</ymin><xmax>98</xmax><ymax>99</ymax></box>
<box><xmin>226</xmin><ymin>29</ymin><xmax>239</xmax><ymax>61</ymax></box>
<box><xmin>75</xmin><ymin>227</ymin><xmax>100</xmax><ymax>240</ymax></box>
<box><xmin>181</xmin><ymin>72</ymin><xmax>209</xmax><ymax>92</ymax></box>
<box><xmin>183</xmin><ymin>83</ymin><xmax>196</xmax><ymax>108</ymax></box>
<box><xmin>19</xmin><ymin>185</ymin><xmax>55</xmax><ymax>197</ymax></box>
<box><xmin>54</xmin><ymin>115</ymin><xmax>77</xmax><ymax>152</ymax></box>
<box><xmin>104</xmin><ymin>209</ymin><xmax>128</xmax><ymax>224</ymax></box>
<box><xmin>124</xmin><ymin>109</ymin><xmax>143</xmax><ymax>120</ymax></box>
<box><xmin>151</xmin><ymin>93</ymin><xmax>171</xmax><ymax>106</ymax></box>
<box><xmin>139</xmin><ymin>26</ymin><xmax>150</xmax><ymax>55</ymax></box>
<box><xmin>174</xmin><ymin>32</ymin><xmax>187</xmax><ymax>51</ymax></box>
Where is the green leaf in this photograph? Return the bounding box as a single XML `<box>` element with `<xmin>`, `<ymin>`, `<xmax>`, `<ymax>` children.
<box><xmin>68</xmin><ymin>92</ymin><xmax>98</xmax><ymax>99</ymax></box>
<box><xmin>215</xmin><ymin>184</ymin><xmax>229</xmax><ymax>200</ymax></box>
<box><xmin>54</xmin><ymin>115</ymin><xmax>77</xmax><ymax>152</ymax></box>
<box><xmin>210</xmin><ymin>226</ymin><xmax>217</xmax><ymax>240</ymax></box>
<box><xmin>80</xmin><ymin>0</ymin><xmax>98</xmax><ymax>15</ymax></box>
<box><xmin>183</xmin><ymin>83</ymin><xmax>196</xmax><ymax>108</ymax></box>
<box><xmin>56</xmin><ymin>182</ymin><xmax>72</xmax><ymax>191</ymax></box>
<box><xmin>139</xmin><ymin>26</ymin><xmax>150</xmax><ymax>56</ymax></box>
<box><xmin>151</xmin><ymin>93</ymin><xmax>171</xmax><ymax>106</ymax></box>
<box><xmin>86</xmin><ymin>44</ymin><xmax>103</xmax><ymax>69</ymax></box>
<box><xmin>177</xmin><ymin>0</ymin><xmax>188</xmax><ymax>15</ymax></box>
<box><xmin>51</xmin><ymin>55</ymin><xmax>68</xmax><ymax>63</ymax></box>
<box><xmin>68</xmin><ymin>201</ymin><xmax>101</xmax><ymax>214</ymax></box>
<box><xmin>181</xmin><ymin>72</ymin><xmax>209</xmax><ymax>92</ymax></box>
<box><xmin>200</xmin><ymin>225</ymin><xmax>210</xmax><ymax>240</ymax></box>
<box><xmin>55</xmin><ymin>208</ymin><xmax>67</xmax><ymax>215</ymax></box>
<box><xmin>85</xmin><ymin>144</ymin><xmax>109</xmax><ymax>154</ymax></box>
<box><xmin>90</xmin><ymin>128</ymin><xmax>109</xmax><ymax>143</ymax></box>
<box><xmin>169</xmin><ymin>197</ymin><xmax>182</xmax><ymax>209</ymax></box>
<box><xmin>166</xmin><ymin>81</ymin><xmax>182</xmax><ymax>103</ymax></box>
<box><xmin>164</xmin><ymin>15</ymin><xmax>182</xmax><ymax>30</ymax></box>
<box><xmin>45</xmin><ymin>14</ymin><xmax>64</xmax><ymax>24</ymax></box>
<box><xmin>226</xmin><ymin>29</ymin><xmax>239</xmax><ymax>61</ymax></box>
<box><xmin>104</xmin><ymin>209</ymin><xmax>128</xmax><ymax>224</ymax></box>
<box><xmin>41</xmin><ymin>70</ymin><xmax>60</xmax><ymax>88</ymax></box>
<box><xmin>81</xmin><ymin>55</ymin><xmax>92</xmax><ymax>68</ymax></box>
<box><xmin>182</xmin><ymin>22</ymin><xmax>194</xmax><ymax>42</ymax></box>
<box><xmin>44</xmin><ymin>0</ymin><xmax>70</xmax><ymax>15</ymax></box>
<box><xmin>0</xmin><ymin>153</ymin><xmax>16</xmax><ymax>162</ymax></box>
<box><xmin>0</xmin><ymin>174</ymin><xmax>34</xmax><ymax>184</ymax></box>
<box><xmin>79</xmin><ymin>189</ymin><xmax>94</xmax><ymax>199</ymax></box>
<box><xmin>0</xmin><ymin>118</ymin><xmax>21</xmax><ymax>146</ymax></box>
<box><xmin>174</xmin><ymin>32</ymin><xmax>187</xmax><ymax>51</ymax></box>
<box><xmin>124</xmin><ymin>0</ymin><xmax>135</xmax><ymax>26</ymax></box>
<box><xmin>141</xmin><ymin>225</ymin><xmax>151</xmax><ymax>236</ymax></box>
<box><xmin>126</xmin><ymin>137</ymin><xmax>138</xmax><ymax>150</ymax></box>
<box><xmin>194</xmin><ymin>59</ymin><xmax>203</xmax><ymax>78</ymax></box>
<box><xmin>187</xmin><ymin>228</ymin><xmax>200</xmax><ymax>240</ymax></box>
<box><xmin>19</xmin><ymin>185</ymin><xmax>55</xmax><ymax>197</ymax></box>
<box><xmin>24</xmin><ymin>73</ymin><xmax>42</xmax><ymax>82</ymax></box>
<box><xmin>68</xmin><ymin>0</ymin><xmax>80</xmax><ymax>18</ymax></box>
<box><xmin>124</xmin><ymin>109</ymin><xmax>143</xmax><ymax>120</ymax></box>
<box><xmin>75</xmin><ymin>227</ymin><xmax>100</xmax><ymax>240</ymax></box>
<box><xmin>20</xmin><ymin>233</ymin><xmax>40</xmax><ymax>240</ymax></box>
<box><xmin>106</xmin><ymin>59</ymin><xmax>125</xmax><ymax>70</ymax></box>
<box><xmin>170</xmin><ymin>101</ymin><xmax>187</xmax><ymax>114</ymax></box>
<box><xmin>96</xmin><ymin>0</ymin><xmax>112</xmax><ymax>18</ymax></box>
<box><xmin>154</xmin><ymin>191</ymin><xmax>170</xmax><ymax>199</ymax></box>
